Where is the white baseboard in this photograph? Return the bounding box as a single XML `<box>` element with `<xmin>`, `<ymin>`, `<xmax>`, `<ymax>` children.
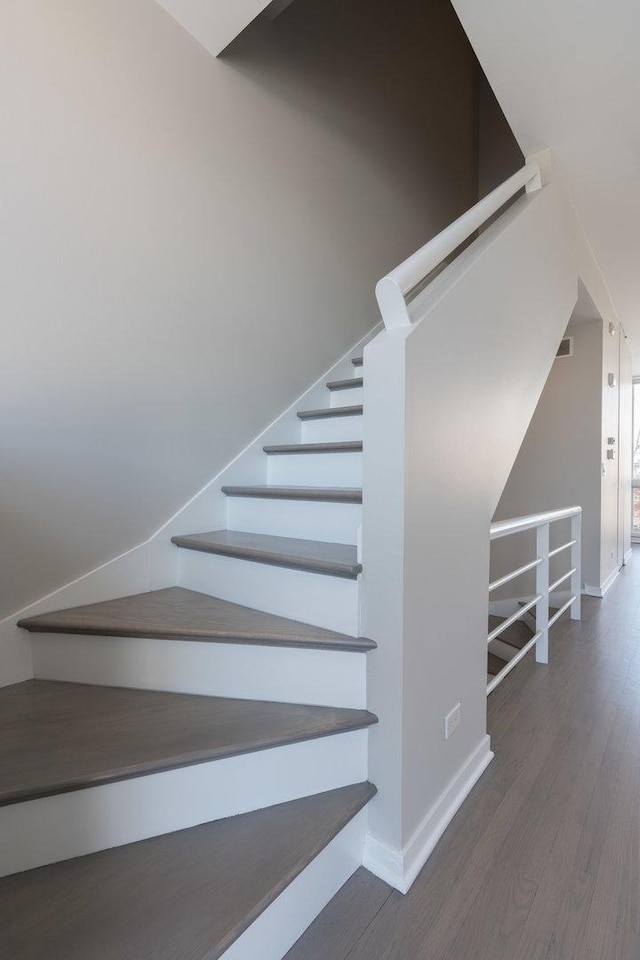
<box><xmin>363</xmin><ymin>735</ymin><xmax>493</xmax><ymax>894</ymax></box>
<box><xmin>584</xmin><ymin>566</ymin><xmax>620</xmax><ymax>599</ymax></box>
<box><xmin>624</xmin><ymin>548</ymin><xmax>633</xmax><ymax>565</ymax></box>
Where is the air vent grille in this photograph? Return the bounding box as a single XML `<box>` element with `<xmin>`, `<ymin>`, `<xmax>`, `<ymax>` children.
<box><xmin>556</xmin><ymin>336</ymin><xmax>574</xmax><ymax>359</ymax></box>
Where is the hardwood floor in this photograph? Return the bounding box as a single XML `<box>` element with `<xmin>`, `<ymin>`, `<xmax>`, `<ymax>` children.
<box><xmin>286</xmin><ymin>551</ymin><xmax>640</xmax><ymax>960</ymax></box>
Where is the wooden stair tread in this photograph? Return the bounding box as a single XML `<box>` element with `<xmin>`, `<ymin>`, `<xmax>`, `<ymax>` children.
<box><xmin>351</xmin><ymin>356</ymin><xmax>363</xmax><ymax>367</ymax></box>
<box><xmin>487</xmin><ymin>652</ymin><xmax>508</xmax><ymax>676</ymax></box>
<box><xmin>488</xmin><ymin>614</ymin><xmax>534</xmax><ymax>650</ymax></box>
<box><xmin>326</xmin><ymin>377</ymin><xmax>363</xmax><ymax>391</ymax></box>
<box><xmin>263</xmin><ymin>440</ymin><xmax>363</xmax><ymax>455</ymax></box>
<box><xmin>0</xmin><ymin>680</ymin><xmax>377</xmax><ymax>806</ymax></box>
<box><xmin>221</xmin><ymin>485</ymin><xmax>362</xmax><ymax>504</ymax></box>
<box><xmin>171</xmin><ymin>531</ymin><xmax>362</xmax><ymax>579</ymax></box>
<box><xmin>297</xmin><ymin>405</ymin><xmax>363</xmax><ymax>421</ymax></box>
<box><xmin>0</xmin><ymin>781</ymin><xmax>376</xmax><ymax>960</ymax></box>
<box><xmin>18</xmin><ymin>587</ymin><xmax>375</xmax><ymax>651</ymax></box>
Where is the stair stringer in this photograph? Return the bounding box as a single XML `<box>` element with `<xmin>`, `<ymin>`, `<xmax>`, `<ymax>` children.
<box><xmin>0</xmin><ymin>324</ymin><xmax>380</xmax><ymax>688</ymax></box>
<box><xmin>361</xmin><ymin>179</ymin><xmax>586</xmax><ymax>892</ymax></box>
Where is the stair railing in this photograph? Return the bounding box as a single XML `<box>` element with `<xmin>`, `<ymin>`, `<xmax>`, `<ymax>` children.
<box><xmin>376</xmin><ymin>163</ymin><xmax>542</xmax><ymax>331</ymax></box>
<box><xmin>487</xmin><ymin>506</ymin><xmax>582</xmax><ymax>693</ymax></box>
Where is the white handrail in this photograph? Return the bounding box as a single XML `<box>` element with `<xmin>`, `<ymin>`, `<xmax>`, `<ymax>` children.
<box><xmin>376</xmin><ymin>163</ymin><xmax>542</xmax><ymax>331</ymax></box>
<box><xmin>487</xmin><ymin>505</ymin><xmax>582</xmax><ymax>695</ymax></box>
<box><xmin>490</xmin><ymin>505</ymin><xmax>581</xmax><ymax>540</ymax></box>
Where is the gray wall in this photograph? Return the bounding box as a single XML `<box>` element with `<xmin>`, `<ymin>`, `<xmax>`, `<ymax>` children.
<box><xmin>478</xmin><ymin>72</ymin><xmax>524</xmax><ymax>198</ymax></box>
<box><xmin>1</xmin><ymin>0</ymin><xmax>520</xmax><ymax>618</ymax></box>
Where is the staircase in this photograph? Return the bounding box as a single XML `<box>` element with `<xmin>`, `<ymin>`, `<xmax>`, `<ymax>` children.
<box><xmin>3</xmin><ymin>355</ymin><xmax>376</xmax><ymax>959</ymax></box>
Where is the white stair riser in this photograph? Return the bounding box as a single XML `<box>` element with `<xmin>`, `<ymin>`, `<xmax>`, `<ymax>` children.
<box><xmin>179</xmin><ymin>550</ymin><xmax>359</xmax><ymax>636</ymax></box>
<box><xmin>301</xmin><ymin>415</ymin><xmax>363</xmax><ymax>443</ymax></box>
<box><xmin>0</xmin><ymin>730</ymin><xmax>369</xmax><ymax>878</ymax></box>
<box><xmin>488</xmin><ymin>637</ymin><xmax>521</xmax><ymax>662</ymax></box>
<box><xmin>32</xmin><ymin>634</ymin><xmax>367</xmax><ymax>708</ymax></box>
<box><xmin>226</xmin><ymin>496</ymin><xmax>361</xmax><ymax>544</ymax></box>
<box><xmin>330</xmin><ymin>386</ymin><xmax>363</xmax><ymax>407</ymax></box>
<box><xmin>267</xmin><ymin>452</ymin><xmax>362</xmax><ymax>487</ymax></box>
<box><xmin>221</xmin><ymin>809</ymin><xmax>366</xmax><ymax>960</ymax></box>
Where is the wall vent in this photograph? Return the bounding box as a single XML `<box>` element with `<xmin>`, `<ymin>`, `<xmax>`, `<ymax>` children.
<box><xmin>555</xmin><ymin>336</ymin><xmax>574</xmax><ymax>359</ymax></box>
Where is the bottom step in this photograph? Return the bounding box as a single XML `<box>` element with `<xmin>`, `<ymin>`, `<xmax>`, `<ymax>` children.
<box><xmin>0</xmin><ymin>782</ymin><xmax>376</xmax><ymax>960</ymax></box>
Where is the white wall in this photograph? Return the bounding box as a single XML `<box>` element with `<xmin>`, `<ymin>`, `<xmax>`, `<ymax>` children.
<box><xmin>600</xmin><ymin>315</ymin><xmax>622</xmax><ymax>587</ymax></box>
<box><xmin>1</xmin><ymin>0</ymin><xmax>482</xmax><ymax>625</ymax></box>
<box><xmin>153</xmin><ymin>0</ymin><xmax>276</xmax><ymax>56</ymax></box>
<box><xmin>450</xmin><ymin>0</ymin><xmax>640</xmax><ymax>371</ymax></box>
<box><xmin>362</xmin><ymin>180</ymin><xmax>581</xmax><ymax>891</ymax></box>
<box><xmin>492</xmin><ymin>319</ymin><xmax>603</xmax><ymax>592</ymax></box>
<box><xmin>493</xmin><ymin>303</ymin><xmax>633</xmax><ymax>597</ymax></box>
<box><xmin>618</xmin><ymin>335</ymin><xmax>633</xmax><ymax>562</ymax></box>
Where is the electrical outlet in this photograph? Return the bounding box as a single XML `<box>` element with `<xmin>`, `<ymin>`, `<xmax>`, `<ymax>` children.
<box><xmin>444</xmin><ymin>703</ymin><xmax>461</xmax><ymax>740</ymax></box>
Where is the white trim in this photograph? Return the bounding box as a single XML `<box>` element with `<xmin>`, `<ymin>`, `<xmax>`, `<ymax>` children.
<box><xmin>583</xmin><ymin>566</ymin><xmax>620</xmax><ymax>598</ymax></box>
<box><xmin>624</xmin><ymin>548</ymin><xmax>633</xmax><ymax>565</ymax></box>
<box><xmin>363</xmin><ymin>735</ymin><xmax>493</xmax><ymax>893</ymax></box>
<box><xmin>582</xmin><ymin>585</ymin><xmax>603</xmax><ymax>598</ymax></box>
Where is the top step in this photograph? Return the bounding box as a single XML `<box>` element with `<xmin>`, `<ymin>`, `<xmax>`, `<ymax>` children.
<box><xmin>19</xmin><ymin>587</ymin><xmax>375</xmax><ymax>652</ymax></box>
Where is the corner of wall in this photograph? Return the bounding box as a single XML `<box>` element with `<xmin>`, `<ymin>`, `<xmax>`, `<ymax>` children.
<box><xmin>364</xmin><ymin>735</ymin><xmax>493</xmax><ymax>893</ymax></box>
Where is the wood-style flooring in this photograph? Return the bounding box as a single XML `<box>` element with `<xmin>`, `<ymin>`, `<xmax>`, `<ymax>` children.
<box><xmin>286</xmin><ymin>550</ymin><xmax>640</xmax><ymax>960</ymax></box>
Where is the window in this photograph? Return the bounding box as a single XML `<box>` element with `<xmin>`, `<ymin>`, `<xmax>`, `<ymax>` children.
<box><xmin>632</xmin><ymin>381</ymin><xmax>640</xmax><ymax>538</ymax></box>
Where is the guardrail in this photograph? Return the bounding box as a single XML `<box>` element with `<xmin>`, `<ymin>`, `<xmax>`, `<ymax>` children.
<box><xmin>487</xmin><ymin>506</ymin><xmax>581</xmax><ymax>694</ymax></box>
<box><xmin>375</xmin><ymin>163</ymin><xmax>542</xmax><ymax>331</ymax></box>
